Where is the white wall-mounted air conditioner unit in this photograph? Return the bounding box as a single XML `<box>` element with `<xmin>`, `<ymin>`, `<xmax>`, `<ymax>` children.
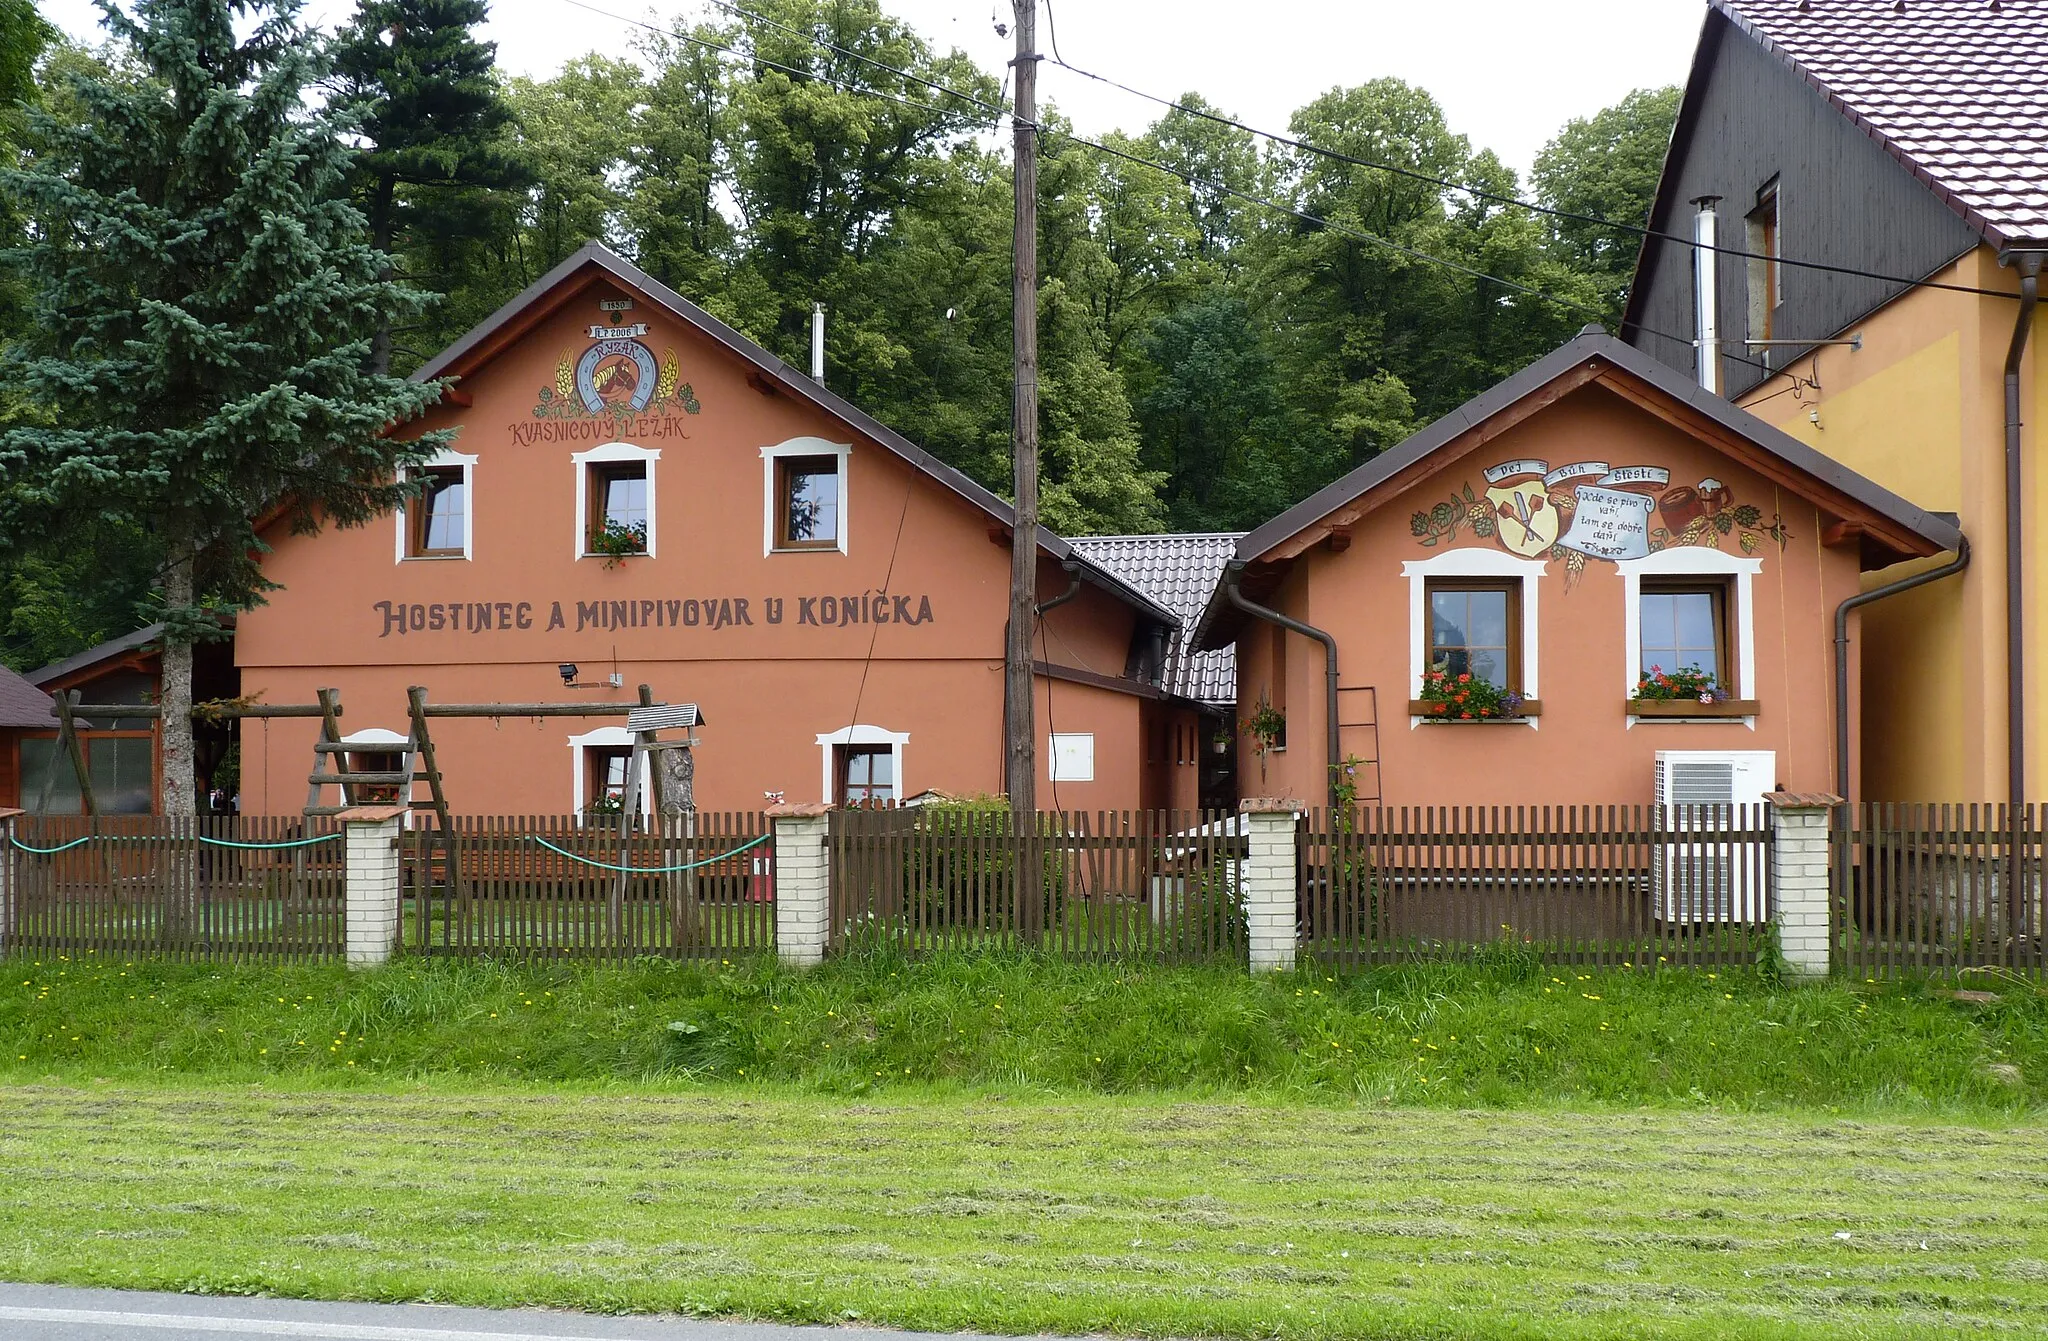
<box><xmin>1653</xmin><ymin>749</ymin><xmax>1774</xmax><ymax>923</ymax></box>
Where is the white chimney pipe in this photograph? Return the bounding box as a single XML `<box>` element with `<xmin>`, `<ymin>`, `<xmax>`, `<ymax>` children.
<box><xmin>1692</xmin><ymin>196</ymin><xmax>1721</xmax><ymax>395</ymax></box>
<box><xmin>811</xmin><ymin>302</ymin><xmax>826</xmax><ymax>383</ymax></box>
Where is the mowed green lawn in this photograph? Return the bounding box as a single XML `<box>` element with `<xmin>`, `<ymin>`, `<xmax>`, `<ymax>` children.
<box><xmin>2</xmin><ymin>1080</ymin><xmax>2045</xmax><ymax>1341</ymax></box>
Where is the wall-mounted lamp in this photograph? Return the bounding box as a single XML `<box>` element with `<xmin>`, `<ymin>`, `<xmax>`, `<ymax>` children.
<box><xmin>1808</xmin><ymin>407</ymin><xmax>1823</xmax><ymax>431</ymax></box>
<box><xmin>558</xmin><ymin>663</ymin><xmax>578</xmax><ymax>685</ymax></box>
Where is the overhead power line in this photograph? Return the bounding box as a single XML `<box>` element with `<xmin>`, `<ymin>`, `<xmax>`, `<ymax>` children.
<box><xmin>1044</xmin><ymin>51</ymin><xmax>2023</xmax><ymax>303</ymax></box>
<box><xmin>556</xmin><ymin>0</ymin><xmax>1759</xmax><ymax>370</ymax></box>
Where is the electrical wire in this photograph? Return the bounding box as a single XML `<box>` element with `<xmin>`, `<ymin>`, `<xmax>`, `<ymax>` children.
<box><xmin>561</xmin><ymin>0</ymin><xmax>1746</xmax><ymax>370</ymax></box>
<box><xmin>693</xmin><ymin>0</ymin><xmax>1013</xmax><ymax>122</ymax></box>
<box><xmin>1043</xmin><ymin>51</ymin><xmax>2025</xmax><ymax>303</ymax></box>
<box><xmin>560</xmin><ymin>0</ymin><xmax>1009</xmax><ymax>124</ymax></box>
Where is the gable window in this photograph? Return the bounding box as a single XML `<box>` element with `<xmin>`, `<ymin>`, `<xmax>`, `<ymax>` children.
<box><xmin>1638</xmin><ymin>582</ymin><xmax>1727</xmax><ymax>686</ymax></box>
<box><xmin>1746</xmin><ymin>181</ymin><xmax>1781</xmax><ymax>345</ymax></box>
<box><xmin>777</xmin><ymin>456</ymin><xmax>839</xmax><ymax>548</ymax></box>
<box><xmin>1426</xmin><ymin>580</ymin><xmax>1520</xmax><ymax>691</ymax></box>
<box><xmin>762</xmin><ymin>437</ymin><xmax>852</xmax><ymax>555</ymax></box>
<box><xmin>588</xmin><ymin>462</ymin><xmax>648</xmax><ymax>554</ymax></box>
<box><xmin>395</xmin><ymin>450</ymin><xmax>478</xmax><ymax>561</ymax></box>
<box><xmin>1402</xmin><ymin>549</ymin><xmax>1545</xmax><ymax>724</ymax></box>
<box><xmin>572</xmin><ymin>442</ymin><xmax>659</xmax><ymax>559</ymax></box>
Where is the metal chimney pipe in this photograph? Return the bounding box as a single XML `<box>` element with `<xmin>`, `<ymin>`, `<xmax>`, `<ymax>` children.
<box><xmin>1692</xmin><ymin>196</ymin><xmax>1722</xmax><ymax>395</ymax></box>
<box><xmin>811</xmin><ymin>302</ymin><xmax>826</xmax><ymax>383</ymax></box>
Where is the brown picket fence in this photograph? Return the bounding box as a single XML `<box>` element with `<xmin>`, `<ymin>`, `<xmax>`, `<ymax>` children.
<box><xmin>829</xmin><ymin>807</ymin><xmax>1249</xmax><ymax>961</ymax></box>
<box><xmin>1834</xmin><ymin>803</ymin><xmax>2046</xmax><ymax>977</ymax></box>
<box><xmin>1</xmin><ymin>814</ymin><xmax>345</xmax><ymax>962</ymax></box>
<box><xmin>1297</xmin><ymin>805</ymin><xmax>1774</xmax><ymax>968</ymax></box>
<box><xmin>402</xmin><ymin>813</ymin><xmax>773</xmax><ymax>959</ymax></box>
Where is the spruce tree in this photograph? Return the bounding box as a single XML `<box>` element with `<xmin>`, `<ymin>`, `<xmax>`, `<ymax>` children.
<box><xmin>0</xmin><ymin>0</ymin><xmax>450</xmax><ymax>817</ymax></box>
<box><xmin>331</xmin><ymin>0</ymin><xmax>529</xmax><ymax>372</ymax></box>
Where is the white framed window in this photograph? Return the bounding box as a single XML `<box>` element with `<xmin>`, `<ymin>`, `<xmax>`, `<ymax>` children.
<box><xmin>1401</xmin><ymin>548</ymin><xmax>1546</xmax><ymax>726</ymax></box>
<box><xmin>762</xmin><ymin>436</ymin><xmax>851</xmax><ymax>555</ymax></box>
<box><xmin>1618</xmin><ymin>548</ymin><xmax>1760</xmax><ymax>720</ymax></box>
<box><xmin>567</xmin><ymin>726</ymin><xmax>652</xmax><ymax>819</ymax></box>
<box><xmin>1049</xmin><ymin>733</ymin><xmax>1095</xmax><ymax>782</ymax></box>
<box><xmin>338</xmin><ymin>727</ymin><xmax>411</xmax><ymax>810</ymax></box>
<box><xmin>814</xmin><ymin>724</ymin><xmax>907</xmax><ymax>805</ymax></box>
<box><xmin>394</xmin><ymin>449</ymin><xmax>478</xmax><ymax>562</ymax></box>
<box><xmin>573</xmin><ymin>442</ymin><xmax>660</xmax><ymax>560</ymax></box>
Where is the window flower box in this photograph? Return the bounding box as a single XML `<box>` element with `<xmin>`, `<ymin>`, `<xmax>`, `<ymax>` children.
<box><xmin>1629</xmin><ymin>698</ymin><xmax>1758</xmax><ymax>718</ymax></box>
<box><xmin>1409</xmin><ymin>699</ymin><xmax>1542</xmax><ymax>720</ymax></box>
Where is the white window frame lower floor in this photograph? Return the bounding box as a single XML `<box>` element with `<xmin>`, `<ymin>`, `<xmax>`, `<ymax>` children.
<box><xmin>1401</xmin><ymin>548</ymin><xmax>1547</xmax><ymax>729</ymax></box>
<box><xmin>814</xmin><ymin>724</ymin><xmax>908</xmax><ymax>804</ymax></box>
<box><xmin>1618</xmin><ymin>548</ymin><xmax>1761</xmax><ymax>728</ymax></box>
<box><xmin>567</xmin><ymin>726</ymin><xmax>653</xmax><ymax>819</ymax></box>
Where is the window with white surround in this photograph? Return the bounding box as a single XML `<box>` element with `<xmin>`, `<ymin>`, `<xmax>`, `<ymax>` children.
<box><xmin>1618</xmin><ymin>548</ymin><xmax>1760</xmax><ymax>716</ymax></box>
<box><xmin>1401</xmin><ymin>548</ymin><xmax>1546</xmax><ymax>724</ymax></box>
<box><xmin>572</xmin><ymin>442</ymin><xmax>659</xmax><ymax>559</ymax></box>
<box><xmin>395</xmin><ymin>449</ymin><xmax>478</xmax><ymax>561</ymax></box>
<box><xmin>815</xmin><ymin>724</ymin><xmax>907</xmax><ymax>805</ymax></box>
<box><xmin>567</xmin><ymin>726</ymin><xmax>653</xmax><ymax>819</ymax></box>
<box><xmin>763</xmin><ymin>436</ymin><xmax>851</xmax><ymax>555</ymax></box>
<box><xmin>1049</xmin><ymin>733</ymin><xmax>1095</xmax><ymax>782</ymax></box>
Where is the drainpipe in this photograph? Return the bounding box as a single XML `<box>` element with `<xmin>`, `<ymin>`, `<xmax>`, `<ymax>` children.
<box><xmin>1034</xmin><ymin>561</ymin><xmax>1082</xmax><ymax>616</ymax></box>
<box><xmin>1833</xmin><ymin>536</ymin><xmax>1970</xmax><ymax>804</ymax></box>
<box><xmin>2003</xmin><ymin>255</ymin><xmax>2041</xmax><ymax>810</ymax></box>
<box><xmin>1222</xmin><ymin>561</ymin><xmax>1340</xmax><ymax>807</ymax></box>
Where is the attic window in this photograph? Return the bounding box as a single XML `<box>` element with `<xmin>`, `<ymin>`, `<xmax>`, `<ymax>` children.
<box><xmin>1746</xmin><ymin>182</ymin><xmax>1781</xmax><ymax>345</ymax></box>
<box><xmin>761</xmin><ymin>437</ymin><xmax>851</xmax><ymax>555</ymax></box>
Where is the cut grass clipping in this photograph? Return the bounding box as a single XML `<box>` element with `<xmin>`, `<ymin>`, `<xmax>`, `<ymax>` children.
<box><xmin>2</xmin><ymin>950</ymin><xmax>2041</xmax><ymax>1111</ymax></box>
<box><xmin>4</xmin><ymin>1083</ymin><xmax>2047</xmax><ymax>1341</ymax></box>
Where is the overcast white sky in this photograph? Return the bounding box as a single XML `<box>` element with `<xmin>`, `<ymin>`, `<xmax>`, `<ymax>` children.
<box><xmin>41</xmin><ymin>0</ymin><xmax>1708</xmax><ymax>175</ymax></box>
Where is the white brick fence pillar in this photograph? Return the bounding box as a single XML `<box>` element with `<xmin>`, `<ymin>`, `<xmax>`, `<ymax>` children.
<box><xmin>769</xmin><ymin>803</ymin><xmax>831</xmax><ymax>967</ymax></box>
<box><xmin>1767</xmin><ymin>792</ymin><xmax>1839</xmax><ymax>980</ymax></box>
<box><xmin>0</xmin><ymin>807</ymin><xmax>19</xmax><ymax>958</ymax></box>
<box><xmin>1241</xmin><ymin>799</ymin><xmax>1300</xmax><ymax>973</ymax></box>
<box><xmin>340</xmin><ymin>806</ymin><xmax>406</xmax><ymax>967</ymax></box>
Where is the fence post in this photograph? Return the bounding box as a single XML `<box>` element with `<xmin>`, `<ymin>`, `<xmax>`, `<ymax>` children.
<box><xmin>340</xmin><ymin>805</ymin><xmax>407</xmax><ymax>967</ymax></box>
<box><xmin>1766</xmin><ymin>792</ymin><xmax>1839</xmax><ymax>980</ymax></box>
<box><xmin>1241</xmin><ymin>799</ymin><xmax>1300</xmax><ymax>973</ymax></box>
<box><xmin>768</xmin><ymin>803</ymin><xmax>832</xmax><ymax>967</ymax></box>
<box><xmin>0</xmin><ymin>808</ymin><xmax>18</xmax><ymax>957</ymax></box>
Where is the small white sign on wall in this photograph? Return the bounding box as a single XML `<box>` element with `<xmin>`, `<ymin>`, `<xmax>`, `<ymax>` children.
<box><xmin>1049</xmin><ymin>733</ymin><xmax>1095</xmax><ymax>782</ymax></box>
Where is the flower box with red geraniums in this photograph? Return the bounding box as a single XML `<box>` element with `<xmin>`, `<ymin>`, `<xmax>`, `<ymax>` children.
<box><xmin>1409</xmin><ymin>665</ymin><xmax>1534</xmax><ymax>721</ymax></box>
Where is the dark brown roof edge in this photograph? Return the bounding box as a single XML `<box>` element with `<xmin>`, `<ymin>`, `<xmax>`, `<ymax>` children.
<box><xmin>1193</xmin><ymin>325</ymin><xmax>1964</xmax><ymax>649</ymax></box>
<box><xmin>24</xmin><ymin>622</ymin><xmax>166</xmax><ymax>689</ymax></box>
<box><xmin>411</xmin><ymin>242</ymin><xmax>1176</xmax><ymax>631</ymax></box>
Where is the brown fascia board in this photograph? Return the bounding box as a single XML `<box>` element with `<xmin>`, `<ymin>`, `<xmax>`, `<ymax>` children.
<box><xmin>410</xmin><ymin>242</ymin><xmax>1177</xmax><ymax>632</ymax></box>
<box><xmin>24</xmin><ymin>622</ymin><xmax>166</xmax><ymax>689</ymax></box>
<box><xmin>1193</xmin><ymin>327</ymin><xmax>1962</xmax><ymax>651</ymax></box>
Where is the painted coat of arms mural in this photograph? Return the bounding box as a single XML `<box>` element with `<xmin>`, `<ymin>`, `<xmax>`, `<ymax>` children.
<box><xmin>514</xmin><ymin>298</ymin><xmax>703</xmax><ymax>445</ymax></box>
<box><xmin>1412</xmin><ymin>458</ymin><xmax>1791</xmax><ymax>587</ymax></box>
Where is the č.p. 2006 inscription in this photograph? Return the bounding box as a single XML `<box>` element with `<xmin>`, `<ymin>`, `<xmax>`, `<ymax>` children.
<box><xmin>374</xmin><ymin>593</ymin><xmax>937</xmax><ymax>638</ymax></box>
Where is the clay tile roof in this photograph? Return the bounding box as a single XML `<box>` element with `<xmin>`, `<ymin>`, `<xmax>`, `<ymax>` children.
<box><xmin>1066</xmin><ymin>533</ymin><xmax>1242</xmax><ymax>707</ymax></box>
<box><xmin>0</xmin><ymin>663</ymin><xmax>56</xmax><ymax>729</ymax></box>
<box><xmin>1716</xmin><ymin>0</ymin><xmax>2048</xmax><ymax>245</ymax></box>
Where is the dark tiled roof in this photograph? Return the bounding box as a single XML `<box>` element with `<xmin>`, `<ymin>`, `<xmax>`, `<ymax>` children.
<box><xmin>1716</xmin><ymin>0</ymin><xmax>2048</xmax><ymax>245</ymax></box>
<box><xmin>1067</xmin><ymin>533</ymin><xmax>1241</xmax><ymax>706</ymax></box>
<box><xmin>0</xmin><ymin>663</ymin><xmax>55</xmax><ymax>729</ymax></box>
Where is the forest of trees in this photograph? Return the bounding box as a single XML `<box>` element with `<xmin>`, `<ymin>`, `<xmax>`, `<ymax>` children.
<box><xmin>0</xmin><ymin>0</ymin><xmax>1679</xmax><ymax>674</ymax></box>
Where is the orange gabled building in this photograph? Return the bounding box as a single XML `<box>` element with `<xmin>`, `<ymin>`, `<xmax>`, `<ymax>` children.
<box><xmin>228</xmin><ymin>242</ymin><xmax>1206</xmax><ymax>816</ymax></box>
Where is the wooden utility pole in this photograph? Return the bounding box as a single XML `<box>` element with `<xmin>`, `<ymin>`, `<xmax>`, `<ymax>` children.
<box><xmin>1004</xmin><ymin>0</ymin><xmax>1040</xmax><ymax>812</ymax></box>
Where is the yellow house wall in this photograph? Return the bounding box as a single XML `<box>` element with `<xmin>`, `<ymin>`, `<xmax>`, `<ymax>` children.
<box><xmin>1737</xmin><ymin>245</ymin><xmax>2038</xmax><ymax>802</ymax></box>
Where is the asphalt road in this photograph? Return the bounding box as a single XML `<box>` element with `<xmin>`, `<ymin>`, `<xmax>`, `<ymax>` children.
<box><xmin>0</xmin><ymin>1285</ymin><xmax>1007</xmax><ymax>1341</ymax></box>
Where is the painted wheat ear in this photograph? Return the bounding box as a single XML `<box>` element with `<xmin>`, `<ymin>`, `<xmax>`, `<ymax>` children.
<box><xmin>657</xmin><ymin>349</ymin><xmax>679</xmax><ymax>403</ymax></box>
<box><xmin>555</xmin><ymin>352</ymin><xmax>575</xmax><ymax>399</ymax></box>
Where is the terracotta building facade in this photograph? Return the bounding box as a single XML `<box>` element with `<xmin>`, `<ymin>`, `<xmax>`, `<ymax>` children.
<box><xmin>230</xmin><ymin>243</ymin><xmax>1203</xmax><ymax>817</ymax></box>
<box><xmin>1194</xmin><ymin>328</ymin><xmax>1962</xmax><ymax>810</ymax></box>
